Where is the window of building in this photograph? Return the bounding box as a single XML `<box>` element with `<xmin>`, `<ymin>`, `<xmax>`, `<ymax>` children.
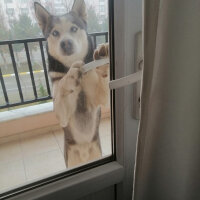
<box><xmin>20</xmin><ymin>8</ymin><xmax>28</xmax><ymax>15</ymax></box>
<box><xmin>99</xmin><ymin>5</ymin><xmax>105</xmax><ymax>12</ymax></box>
<box><xmin>5</xmin><ymin>0</ymin><xmax>13</xmax><ymax>3</ymax></box>
<box><xmin>6</xmin><ymin>8</ymin><xmax>14</xmax><ymax>15</ymax></box>
<box><xmin>20</xmin><ymin>0</ymin><xmax>28</xmax><ymax>3</ymax></box>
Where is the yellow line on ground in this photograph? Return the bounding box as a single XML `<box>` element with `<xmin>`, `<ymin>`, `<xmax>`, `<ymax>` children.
<box><xmin>3</xmin><ymin>74</ymin><xmax>12</xmax><ymax>77</ymax></box>
<box><xmin>20</xmin><ymin>72</ymin><xmax>28</xmax><ymax>75</ymax></box>
<box><xmin>2</xmin><ymin>70</ymin><xmax>44</xmax><ymax>78</ymax></box>
<box><xmin>33</xmin><ymin>70</ymin><xmax>43</xmax><ymax>73</ymax></box>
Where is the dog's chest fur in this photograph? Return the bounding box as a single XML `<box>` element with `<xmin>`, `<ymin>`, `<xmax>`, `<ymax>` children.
<box><xmin>70</xmin><ymin>95</ymin><xmax>100</xmax><ymax>143</ymax></box>
<box><xmin>48</xmin><ymin>37</ymin><xmax>99</xmax><ymax>144</ymax></box>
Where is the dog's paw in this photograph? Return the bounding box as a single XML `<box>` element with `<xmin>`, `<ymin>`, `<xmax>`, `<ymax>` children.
<box><xmin>93</xmin><ymin>43</ymin><xmax>109</xmax><ymax>60</ymax></box>
<box><xmin>71</xmin><ymin>61</ymin><xmax>84</xmax><ymax>69</ymax></box>
<box><xmin>60</xmin><ymin>61</ymin><xmax>84</xmax><ymax>94</ymax></box>
<box><xmin>93</xmin><ymin>43</ymin><xmax>109</xmax><ymax>78</ymax></box>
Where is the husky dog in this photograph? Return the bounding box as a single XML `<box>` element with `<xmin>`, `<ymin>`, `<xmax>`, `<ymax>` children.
<box><xmin>34</xmin><ymin>0</ymin><xmax>109</xmax><ymax>168</ymax></box>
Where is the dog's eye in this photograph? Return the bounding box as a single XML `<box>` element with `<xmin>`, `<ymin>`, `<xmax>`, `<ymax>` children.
<box><xmin>52</xmin><ymin>30</ymin><xmax>59</xmax><ymax>37</ymax></box>
<box><xmin>70</xmin><ymin>26</ymin><xmax>78</xmax><ymax>33</ymax></box>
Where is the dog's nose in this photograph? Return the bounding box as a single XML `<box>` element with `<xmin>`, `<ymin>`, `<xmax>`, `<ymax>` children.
<box><xmin>60</xmin><ymin>40</ymin><xmax>73</xmax><ymax>55</ymax></box>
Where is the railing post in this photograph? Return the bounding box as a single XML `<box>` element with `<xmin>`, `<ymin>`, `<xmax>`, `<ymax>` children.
<box><xmin>105</xmin><ymin>32</ymin><xmax>108</xmax><ymax>43</ymax></box>
<box><xmin>8</xmin><ymin>44</ymin><xmax>24</xmax><ymax>102</ymax></box>
<box><xmin>94</xmin><ymin>35</ymin><xmax>97</xmax><ymax>49</ymax></box>
<box><xmin>0</xmin><ymin>67</ymin><xmax>9</xmax><ymax>105</ymax></box>
<box><xmin>39</xmin><ymin>40</ymin><xmax>51</xmax><ymax>97</ymax></box>
<box><xmin>24</xmin><ymin>42</ymin><xmax>38</xmax><ymax>99</ymax></box>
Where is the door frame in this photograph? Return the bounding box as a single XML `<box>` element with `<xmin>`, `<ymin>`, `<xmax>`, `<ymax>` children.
<box><xmin>5</xmin><ymin>0</ymin><xmax>142</xmax><ymax>199</ymax></box>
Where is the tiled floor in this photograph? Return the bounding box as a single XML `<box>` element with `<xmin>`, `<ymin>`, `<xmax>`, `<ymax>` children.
<box><xmin>0</xmin><ymin>118</ymin><xmax>111</xmax><ymax>194</ymax></box>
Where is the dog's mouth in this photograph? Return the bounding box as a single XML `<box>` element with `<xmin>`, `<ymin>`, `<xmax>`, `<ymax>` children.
<box><xmin>60</xmin><ymin>40</ymin><xmax>74</xmax><ymax>56</ymax></box>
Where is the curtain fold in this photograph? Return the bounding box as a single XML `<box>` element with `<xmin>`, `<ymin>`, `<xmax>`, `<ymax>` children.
<box><xmin>133</xmin><ymin>0</ymin><xmax>200</xmax><ymax>199</ymax></box>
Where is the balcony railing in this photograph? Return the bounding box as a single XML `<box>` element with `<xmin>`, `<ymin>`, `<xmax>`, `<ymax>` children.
<box><xmin>0</xmin><ymin>32</ymin><xmax>108</xmax><ymax>109</ymax></box>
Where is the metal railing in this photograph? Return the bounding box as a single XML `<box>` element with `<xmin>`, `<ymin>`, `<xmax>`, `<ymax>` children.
<box><xmin>0</xmin><ymin>32</ymin><xmax>108</xmax><ymax>109</ymax></box>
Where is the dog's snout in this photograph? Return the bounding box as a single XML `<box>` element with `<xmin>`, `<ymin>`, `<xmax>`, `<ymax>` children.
<box><xmin>60</xmin><ymin>41</ymin><xmax>66</xmax><ymax>49</ymax></box>
<box><xmin>67</xmin><ymin>40</ymin><xmax>73</xmax><ymax>49</ymax></box>
<box><xmin>61</xmin><ymin>40</ymin><xmax>72</xmax><ymax>49</ymax></box>
<box><xmin>60</xmin><ymin>39</ymin><xmax>73</xmax><ymax>55</ymax></box>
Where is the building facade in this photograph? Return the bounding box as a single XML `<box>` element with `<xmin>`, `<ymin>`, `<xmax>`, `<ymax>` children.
<box><xmin>0</xmin><ymin>0</ymin><xmax>108</xmax><ymax>29</ymax></box>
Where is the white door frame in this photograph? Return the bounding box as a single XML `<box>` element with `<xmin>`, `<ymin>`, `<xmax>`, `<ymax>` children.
<box><xmin>5</xmin><ymin>0</ymin><xmax>142</xmax><ymax>199</ymax></box>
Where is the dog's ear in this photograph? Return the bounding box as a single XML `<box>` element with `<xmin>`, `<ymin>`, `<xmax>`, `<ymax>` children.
<box><xmin>72</xmin><ymin>0</ymin><xmax>87</xmax><ymax>23</ymax></box>
<box><xmin>34</xmin><ymin>2</ymin><xmax>51</xmax><ymax>36</ymax></box>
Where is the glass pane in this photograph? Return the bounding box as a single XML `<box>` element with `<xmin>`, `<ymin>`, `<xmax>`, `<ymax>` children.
<box><xmin>0</xmin><ymin>0</ymin><xmax>112</xmax><ymax>196</ymax></box>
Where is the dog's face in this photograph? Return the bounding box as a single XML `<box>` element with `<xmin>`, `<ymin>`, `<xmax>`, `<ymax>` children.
<box><xmin>34</xmin><ymin>0</ymin><xmax>88</xmax><ymax>67</ymax></box>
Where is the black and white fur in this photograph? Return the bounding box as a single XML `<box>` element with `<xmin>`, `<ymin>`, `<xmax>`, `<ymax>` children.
<box><xmin>34</xmin><ymin>0</ymin><xmax>109</xmax><ymax>167</ymax></box>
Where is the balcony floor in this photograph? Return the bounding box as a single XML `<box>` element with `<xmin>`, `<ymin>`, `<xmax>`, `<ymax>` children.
<box><xmin>0</xmin><ymin>118</ymin><xmax>111</xmax><ymax>194</ymax></box>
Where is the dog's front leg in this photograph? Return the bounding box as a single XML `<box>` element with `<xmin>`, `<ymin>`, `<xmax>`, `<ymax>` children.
<box><xmin>93</xmin><ymin>43</ymin><xmax>110</xmax><ymax>106</ymax></box>
<box><xmin>53</xmin><ymin>61</ymin><xmax>83</xmax><ymax>127</ymax></box>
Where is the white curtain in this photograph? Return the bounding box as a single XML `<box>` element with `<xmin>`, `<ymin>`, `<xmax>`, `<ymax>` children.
<box><xmin>133</xmin><ymin>0</ymin><xmax>200</xmax><ymax>199</ymax></box>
